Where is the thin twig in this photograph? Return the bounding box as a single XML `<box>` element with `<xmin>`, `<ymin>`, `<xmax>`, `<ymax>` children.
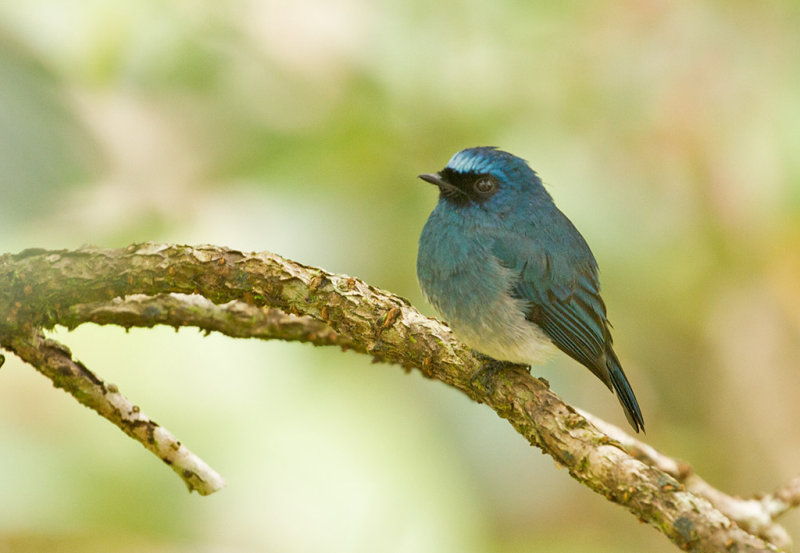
<box><xmin>767</xmin><ymin>476</ymin><xmax>800</xmax><ymax>519</ymax></box>
<box><xmin>4</xmin><ymin>327</ymin><xmax>225</xmax><ymax>495</ymax></box>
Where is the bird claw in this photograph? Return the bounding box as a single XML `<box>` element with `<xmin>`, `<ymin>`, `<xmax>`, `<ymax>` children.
<box><xmin>469</xmin><ymin>354</ymin><xmax>516</xmax><ymax>394</ymax></box>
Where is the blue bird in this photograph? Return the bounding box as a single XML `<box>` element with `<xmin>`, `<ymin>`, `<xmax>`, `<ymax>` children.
<box><xmin>417</xmin><ymin>147</ymin><xmax>644</xmax><ymax>432</ymax></box>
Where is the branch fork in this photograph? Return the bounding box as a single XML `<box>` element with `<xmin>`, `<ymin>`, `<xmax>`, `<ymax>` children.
<box><xmin>0</xmin><ymin>243</ymin><xmax>795</xmax><ymax>552</ymax></box>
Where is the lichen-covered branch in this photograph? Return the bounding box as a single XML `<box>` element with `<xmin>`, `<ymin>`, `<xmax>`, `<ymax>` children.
<box><xmin>0</xmin><ymin>243</ymin><xmax>790</xmax><ymax>552</ymax></box>
<box><xmin>3</xmin><ymin>327</ymin><xmax>225</xmax><ymax>495</ymax></box>
<box><xmin>64</xmin><ymin>293</ymin><xmax>355</xmax><ymax>349</ymax></box>
<box><xmin>768</xmin><ymin>477</ymin><xmax>800</xmax><ymax>521</ymax></box>
<box><xmin>581</xmin><ymin>409</ymin><xmax>795</xmax><ymax>550</ymax></box>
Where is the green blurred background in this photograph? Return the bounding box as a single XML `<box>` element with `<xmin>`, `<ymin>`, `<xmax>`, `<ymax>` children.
<box><xmin>1</xmin><ymin>1</ymin><xmax>800</xmax><ymax>551</ymax></box>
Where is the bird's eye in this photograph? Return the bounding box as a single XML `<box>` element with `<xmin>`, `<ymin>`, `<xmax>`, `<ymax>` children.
<box><xmin>473</xmin><ymin>177</ymin><xmax>497</xmax><ymax>195</ymax></box>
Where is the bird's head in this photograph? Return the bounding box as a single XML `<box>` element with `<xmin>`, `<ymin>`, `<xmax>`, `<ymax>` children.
<box><xmin>418</xmin><ymin>147</ymin><xmax>546</xmax><ymax>209</ymax></box>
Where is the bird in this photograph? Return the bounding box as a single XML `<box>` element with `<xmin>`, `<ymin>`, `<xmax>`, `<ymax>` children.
<box><xmin>416</xmin><ymin>147</ymin><xmax>644</xmax><ymax>432</ymax></box>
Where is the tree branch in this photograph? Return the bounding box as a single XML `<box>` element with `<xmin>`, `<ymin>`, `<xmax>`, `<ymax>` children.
<box><xmin>0</xmin><ymin>243</ymin><xmax>791</xmax><ymax>552</ymax></box>
<box><xmin>3</xmin><ymin>327</ymin><xmax>225</xmax><ymax>495</ymax></box>
<box><xmin>580</xmin><ymin>409</ymin><xmax>796</xmax><ymax>550</ymax></box>
<box><xmin>63</xmin><ymin>293</ymin><xmax>355</xmax><ymax>348</ymax></box>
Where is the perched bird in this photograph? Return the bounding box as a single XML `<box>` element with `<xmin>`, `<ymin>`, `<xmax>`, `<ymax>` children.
<box><xmin>417</xmin><ymin>147</ymin><xmax>644</xmax><ymax>432</ymax></box>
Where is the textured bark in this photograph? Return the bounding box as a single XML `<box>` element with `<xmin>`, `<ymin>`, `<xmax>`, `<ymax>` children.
<box><xmin>0</xmin><ymin>243</ymin><xmax>794</xmax><ymax>552</ymax></box>
<box><xmin>3</xmin><ymin>327</ymin><xmax>225</xmax><ymax>495</ymax></box>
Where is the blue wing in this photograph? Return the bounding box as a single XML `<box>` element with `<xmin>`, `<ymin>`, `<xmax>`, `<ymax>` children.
<box><xmin>491</xmin><ymin>212</ymin><xmax>645</xmax><ymax>432</ymax></box>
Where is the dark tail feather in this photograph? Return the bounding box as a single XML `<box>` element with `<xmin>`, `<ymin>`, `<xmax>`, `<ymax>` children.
<box><xmin>606</xmin><ymin>351</ymin><xmax>644</xmax><ymax>433</ymax></box>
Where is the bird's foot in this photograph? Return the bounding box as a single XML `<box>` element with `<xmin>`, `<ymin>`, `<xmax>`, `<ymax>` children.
<box><xmin>469</xmin><ymin>353</ymin><xmax>520</xmax><ymax>395</ymax></box>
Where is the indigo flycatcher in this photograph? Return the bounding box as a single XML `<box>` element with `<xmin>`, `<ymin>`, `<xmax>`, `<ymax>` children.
<box><xmin>417</xmin><ymin>147</ymin><xmax>644</xmax><ymax>432</ymax></box>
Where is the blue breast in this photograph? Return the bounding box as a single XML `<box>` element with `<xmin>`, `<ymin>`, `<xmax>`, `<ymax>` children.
<box><xmin>417</xmin><ymin>203</ymin><xmax>555</xmax><ymax>364</ymax></box>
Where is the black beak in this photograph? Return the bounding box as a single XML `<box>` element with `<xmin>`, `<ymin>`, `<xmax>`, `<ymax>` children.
<box><xmin>418</xmin><ymin>172</ymin><xmax>467</xmax><ymax>201</ymax></box>
<box><xmin>418</xmin><ymin>173</ymin><xmax>447</xmax><ymax>187</ymax></box>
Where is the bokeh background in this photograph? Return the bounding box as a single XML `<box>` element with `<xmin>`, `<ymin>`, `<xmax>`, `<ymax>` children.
<box><xmin>1</xmin><ymin>1</ymin><xmax>800</xmax><ymax>552</ymax></box>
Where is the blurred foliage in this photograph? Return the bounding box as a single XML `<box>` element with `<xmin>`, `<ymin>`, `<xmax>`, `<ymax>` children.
<box><xmin>0</xmin><ymin>33</ymin><xmax>99</xmax><ymax>231</ymax></box>
<box><xmin>1</xmin><ymin>0</ymin><xmax>800</xmax><ymax>552</ymax></box>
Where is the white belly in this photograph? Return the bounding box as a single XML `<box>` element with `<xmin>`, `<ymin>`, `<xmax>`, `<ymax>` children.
<box><xmin>445</xmin><ymin>292</ymin><xmax>556</xmax><ymax>365</ymax></box>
